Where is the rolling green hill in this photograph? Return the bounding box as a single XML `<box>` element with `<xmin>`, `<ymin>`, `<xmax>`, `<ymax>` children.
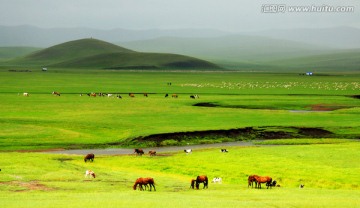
<box><xmin>3</xmin><ymin>38</ymin><xmax>220</xmax><ymax>70</ymax></box>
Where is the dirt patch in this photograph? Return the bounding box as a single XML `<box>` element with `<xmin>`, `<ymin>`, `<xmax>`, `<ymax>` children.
<box><xmin>131</xmin><ymin>126</ymin><xmax>334</xmax><ymax>146</ymax></box>
<box><xmin>351</xmin><ymin>95</ymin><xmax>360</xmax><ymax>99</ymax></box>
<box><xmin>1</xmin><ymin>181</ymin><xmax>55</xmax><ymax>192</ymax></box>
<box><xmin>193</xmin><ymin>102</ymin><xmax>219</xmax><ymax>107</ymax></box>
<box><xmin>309</xmin><ymin>104</ymin><xmax>349</xmax><ymax>111</ymax></box>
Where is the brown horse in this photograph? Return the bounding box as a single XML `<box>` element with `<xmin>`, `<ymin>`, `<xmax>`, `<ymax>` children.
<box><xmin>133</xmin><ymin>177</ymin><xmax>156</xmax><ymax>191</ymax></box>
<box><xmin>248</xmin><ymin>175</ymin><xmax>258</xmax><ymax>188</ymax></box>
<box><xmin>129</xmin><ymin>93</ymin><xmax>135</xmax><ymax>98</ymax></box>
<box><xmin>84</xmin><ymin>153</ymin><xmax>95</xmax><ymax>162</ymax></box>
<box><xmin>254</xmin><ymin>175</ymin><xmax>272</xmax><ymax>189</ymax></box>
<box><xmin>148</xmin><ymin>150</ymin><xmax>156</xmax><ymax>156</ymax></box>
<box><xmin>191</xmin><ymin>175</ymin><xmax>208</xmax><ymax>189</ymax></box>
<box><xmin>134</xmin><ymin>149</ymin><xmax>144</xmax><ymax>156</ymax></box>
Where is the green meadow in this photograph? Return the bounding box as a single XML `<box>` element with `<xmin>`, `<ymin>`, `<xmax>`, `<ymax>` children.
<box><xmin>0</xmin><ymin>69</ymin><xmax>359</xmax><ymax>207</ymax></box>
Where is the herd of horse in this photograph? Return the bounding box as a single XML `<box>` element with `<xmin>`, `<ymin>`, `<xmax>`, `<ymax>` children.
<box><xmin>22</xmin><ymin>92</ymin><xmax>201</xmax><ymax>100</ymax></box>
<box><xmin>84</xmin><ymin>151</ymin><xmax>278</xmax><ymax>191</ymax></box>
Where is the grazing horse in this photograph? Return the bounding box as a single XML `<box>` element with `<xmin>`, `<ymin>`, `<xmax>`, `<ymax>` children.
<box><xmin>85</xmin><ymin>170</ymin><xmax>96</xmax><ymax>178</ymax></box>
<box><xmin>191</xmin><ymin>176</ymin><xmax>208</xmax><ymax>189</ymax></box>
<box><xmin>172</xmin><ymin>94</ymin><xmax>178</xmax><ymax>98</ymax></box>
<box><xmin>148</xmin><ymin>150</ymin><xmax>156</xmax><ymax>156</ymax></box>
<box><xmin>134</xmin><ymin>149</ymin><xmax>144</xmax><ymax>156</ymax></box>
<box><xmin>143</xmin><ymin>93</ymin><xmax>148</xmax><ymax>97</ymax></box>
<box><xmin>23</xmin><ymin>92</ymin><xmax>29</xmax><ymax>96</ymax></box>
<box><xmin>84</xmin><ymin>153</ymin><xmax>95</xmax><ymax>162</ymax></box>
<box><xmin>221</xmin><ymin>149</ymin><xmax>228</xmax><ymax>153</ymax></box>
<box><xmin>133</xmin><ymin>177</ymin><xmax>156</xmax><ymax>191</ymax></box>
<box><xmin>116</xmin><ymin>95</ymin><xmax>122</xmax><ymax>99</ymax></box>
<box><xmin>195</xmin><ymin>175</ymin><xmax>208</xmax><ymax>189</ymax></box>
<box><xmin>165</xmin><ymin>93</ymin><xmax>169</xmax><ymax>98</ymax></box>
<box><xmin>129</xmin><ymin>93</ymin><xmax>135</xmax><ymax>98</ymax></box>
<box><xmin>248</xmin><ymin>175</ymin><xmax>258</xmax><ymax>188</ymax></box>
<box><xmin>254</xmin><ymin>175</ymin><xmax>272</xmax><ymax>189</ymax></box>
<box><xmin>299</xmin><ymin>184</ymin><xmax>304</xmax><ymax>188</ymax></box>
<box><xmin>52</xmin><ymin>91</ymin><xmax>60</xmax><ymax>96</ymax></box>
<box><xmin>184</xmin><ymin>149</ymin><xmax>192</xmax><ymax>154</ymax></box>
<box><xmin>190</xmin><ymin>94</ymin><xmax>199</xmax><ymax>99</ymax></box>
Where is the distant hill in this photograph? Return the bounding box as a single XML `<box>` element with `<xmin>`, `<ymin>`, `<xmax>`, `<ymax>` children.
<box><xmin>250</xmin><ymin>27</ymin><xmax>360</xmax><ymax>49</ymax></box>
<box><xmin>266</xmin><ymin>49</ymin><xmax>360</xmax><ymax>72</ymax></box>
<box><xmin>0</xmin><ymin>47</ymin><xmax>41</xmax><ymax>60</ymax></box>
<box><xmin>0</xmin><ymin>25</ymin><xmax>231</xmax><ymax>47</ymax></box>
<box><xmin>4</xmin><ymin>38</ymin><xmax>220</xmax><ymax>70</ymax></box>
<box><xmin>119</xmin><ymin>35</ymin><xmax>334</xmax><ymax>63</ymax></box>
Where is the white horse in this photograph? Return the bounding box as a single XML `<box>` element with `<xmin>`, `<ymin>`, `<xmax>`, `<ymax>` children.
<box><xmin>23</xmin><ymin>92</ymin><xmax>29</xmax><ymax>96</ymax></box>
<box><xmin>212</xmin><ymin>177</ymin><xmax>222</xmax><ymax>183</ymax></box>
<box><xmin>85</xmin><ymin>170</ymin><xmax>96</xmax><ymax>178</ymax></box>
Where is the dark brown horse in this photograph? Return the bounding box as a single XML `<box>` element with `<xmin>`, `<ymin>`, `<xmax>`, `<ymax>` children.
<box><xmin>254</xmin><ymin>175</ymin><xmax>272</xmax><ymax>189</ymax></box>
<box><xmin>133</xmin><ymin>177</ymin><xmax>156</xmax><ymax>191</ymax></box>
<box><xmin>248</xmin><ymin>175</ymin><xmax>258</xmax><ymax>188</ymax></box>
<box><xmin>190</xmin><ymin>175</ymin><xmax>208</xmax><ymax>189</ymax></box>
<box><xmin>84</xmin><ymin>153</ymin><xmax>95</xmax><ymax>162</ymax></box>
<box><xmin>134</xmin><ymin>149</ymin><xmax>144</xmax><ymax>156</ymax></box>
<box><xmin>129</xmin><ymin>93</ymin><xmax>135</xmax><ymax>98</ymax></box>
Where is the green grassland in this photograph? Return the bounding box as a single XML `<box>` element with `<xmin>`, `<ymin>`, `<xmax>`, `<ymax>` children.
<box><xmin>0</xmin><ymin>70</ymin><xmax>359</xmax><ymax>150</ymax></box>
<box><xmin>0</xmin><ymin>142</ymin><xmax>359</xmax><ymax>207</ymax></box>
<box><xmin>0</xmin><ymin>69</ymin><xmax>359</xmax><ymax>207</ymax></box>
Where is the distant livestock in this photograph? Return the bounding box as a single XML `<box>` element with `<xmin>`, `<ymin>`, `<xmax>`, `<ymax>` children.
<box><xmin>172</xmin><ymin>94</ymin><xmax>178</xmax><ymax>98</ymax></box>
<box><xmin>270</xmin><ymin>180</ymin><xmax>277</xmax><ymax>187</ymax></box>
<box><xmin>212</xmin><ymin>177</ymin><xmax>222</xmax><ymax>184</ymax></box>
<box><xmin>190</xmin><ymin>94</ymin><xmax>199</xmax><ymax>99</ymax></box>
<box><xmin>144</xmin><ymin>93</ymin><xmax>148</xmax><ymax>97</ymax></box>
<box><xmin>299</xmin><ymin>184</ymin><xmax>305</xmax><ymax>188</ymax></box>
<box><xmin>191</xmin><ymin>175</ymin><xmax>208</xmax><ymax>189</ymax></box>
<box><xmin>52</xmin><ymin>91</ymin><xmax>60</xmax><ymax>96</ymax></box>
<box><xmin>116</xmin><ymin>95</ymin><xmax>122</xmax><ymax>99</ymax></box>
<box><xmin>221</xmin><ymin>149</ymin><xmax>228</xmax><ymax>153</ymax></box>
<box><xmin>184</xmin><ymin>149</ymin><xmax>192</xmax><ymax>154</ymax></box>
<box><xmin>134</xmin><ymin>149</ymin><xmax>144</xmax><ymax>156</ymax></box>
<box><xmin>85</xmin><ymin>170</ymin><xmax>96</xmax><ymax>178</ymax></box>
<box><xmin>253</xmin><ymin>175</ymin><xmax>272</xmax><ymax>189</ymax></box>
<box><xmin>133</xmin><ymin>177</ymin><xmax>156</xmax><ymax>191</ymax></box>
<box><xmin>23</xmin><ymin>92</ymin><xmax>29</xmax><ymax>96</ymax></box>
<box><xmin>165</xmin><ymin>94</ymin><xmax>169</xmax><ymax>98</ymax></box>
<box><xmin>87</xmin><ymin>93</ymin><xmax>96</xmax><ymax>97</ymax></box>
<box><xmin>148</xmin><ymin>150</ymin><xmax>156</xmax><ymax>156</ymax></box>
<box><xmin>84</xmin><ymin>153</ymin><xmax>95</xmax><ymax>162</ymax></box>
<box><xmin>129</xmin><ymin>93</ymin><xmax>135</xmax><ymax>98</ymax></box>
<box><xmin>248</xmin><ymin>175</ymin><xmax>258</xmax><ymax>188</ymax></box>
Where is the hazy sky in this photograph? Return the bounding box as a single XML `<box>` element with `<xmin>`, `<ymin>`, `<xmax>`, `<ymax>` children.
<box><xmin>1</xmin><ymin>0</ymin><xmax>359</xmax><ymax>31</ymax></box>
